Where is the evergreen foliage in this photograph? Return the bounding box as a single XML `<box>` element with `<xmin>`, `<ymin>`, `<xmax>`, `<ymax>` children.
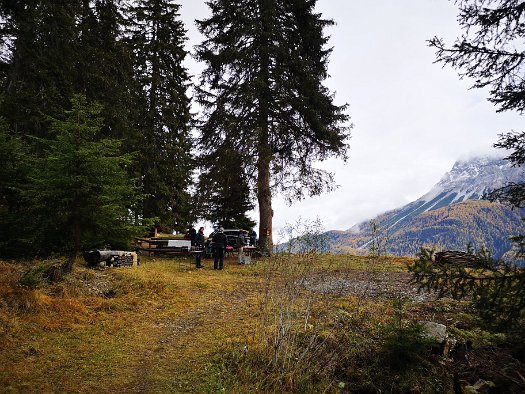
<box><xmin>487</xmin><ymin>131</ymin><xmax>525</xmax><ymax>217</ymax></box>
<box><xmin>196</xmin><ymin>145</ymin><xmax>256</xmax><ymax>229</ymax></box>
<box><xmin>195</xmin><ymin>0</ymin><xmax>351</xmax><ymax>253</ymax></box>
<box><xmin>76</xmin><ymin>0</ymin><xmax>135</xmax><ymax>141</ymax></box>
<box><xmin>126</xmin><ymin>0</ymin><xmax>194</xmax><ymax>231</ymax></box>
<box><xmin>0</xmin><ymin>0</ymin><xmax>135</xmax><ymax>141</ymax></box>
<box><xmin>0</xmin><ymin>117</ymin><xmax>30</xmax><ymax>257</ymax></box>
<box><xmin>429</xmin><ymin>0</ymin><xmax>525</xmax><ymax>219</ymax></box>
<box><xmin>0</xmin><ymin>0</ymin><xmax>195</xmax><ymax>256</ymax></box>
<box><xmin>0</xmin><ymin>0</ymin><xmax>81</xmax><ymax>137</ymax></box>
<box><xmin>410</xmin><ymin>247</ymin><xmax>525</xmax><ymax>331</ymax></box>
<box><xmin>429</xmin><ymin>0</ymin><xmax>525</xmax><ymax>114</ymax></box>
<box><xmin>22</xmin><ymin>94</ymin><xmax>144</xmax><ymax>256</ymax></box>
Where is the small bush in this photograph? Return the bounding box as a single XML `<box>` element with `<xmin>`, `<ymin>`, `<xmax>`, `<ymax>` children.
<box><xmin>380</xmin><ymin>297</ymin><xmax>430</xmax><ymax>371</ymax></box>
<box><xmin>19</xmin><ymin>262</ymin><xmax>53</xmax><ymax>288</ymax></box>
<box><xmin>381</xmin><ymin>321</ymin><xmax>428</xmax><ymax>370</ymax></box>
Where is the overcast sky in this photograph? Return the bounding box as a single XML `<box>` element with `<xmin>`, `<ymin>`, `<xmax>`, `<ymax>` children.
<box><xmin>180</xmin><ymin>0</ymin><xmax>523</xmax><ymax>239</ymax></box>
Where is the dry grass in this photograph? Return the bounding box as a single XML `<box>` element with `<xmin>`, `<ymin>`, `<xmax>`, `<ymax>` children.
<box><xmin>0</xmin><ymin>256</ymin><xmax>270</xmax><ymax>393</ymax></box>
<box><xmin>1</xmin><ymin>253</ymin><xmax>523</xmax><ymax>393</ymax></box>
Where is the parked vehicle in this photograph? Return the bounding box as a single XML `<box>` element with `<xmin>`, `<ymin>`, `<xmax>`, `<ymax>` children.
<box><xmin>204</xmin><ymin>229</ymin><xmax>244</xmax><ymax>258</ymax></box>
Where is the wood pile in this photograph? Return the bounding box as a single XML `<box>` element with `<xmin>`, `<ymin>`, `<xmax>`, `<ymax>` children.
<box><xmin>434</xmin><ymin>250</ymin><xmax>480</xmax><ymax>267</ymax></box>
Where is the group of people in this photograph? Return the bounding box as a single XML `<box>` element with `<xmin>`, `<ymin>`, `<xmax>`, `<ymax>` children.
<box><xmin>187</xmin><ymin>226</ymin><xmax>257</xmax><ymax>270</ymax></box>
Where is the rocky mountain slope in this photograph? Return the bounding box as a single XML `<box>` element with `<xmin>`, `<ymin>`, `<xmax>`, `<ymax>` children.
<box><xmin>328</xmin><ymin>157</ymin><xmax>525</xmax><ymax>259</ymax></box>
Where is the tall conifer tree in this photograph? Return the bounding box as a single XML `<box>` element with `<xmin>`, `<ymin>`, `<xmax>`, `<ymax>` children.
<box><xmin>0</xmin><ymin>0</ymin><xmax>81</xmax><ymax>137</ymax></box>
<box><xmin>195</xmin><ymin>0</ymin><xmax>351</xmax><ymax>253</ymax></box>
<box><xmin>77</xmin><ymin>0</ymin><xmax>135</xmax><ymax>141</ymax></box>
<box><xmin>23</xmin><ymin>94</ymin><xmax>142</xmax><ymax>256</ymax></box>
<box><xmin>126</xmin><ymin>0</ymin><xmax>193</xmax><ymax>231</ymax></box>
<box><xmin>0</xmin><ymin>117</ymin><xmax>29</xmax><ymax>257</ymax></box>
<box><xmin>0</xmin><ymin>0</ymin><xmax>133</xmax><ymax>141</ymax></box>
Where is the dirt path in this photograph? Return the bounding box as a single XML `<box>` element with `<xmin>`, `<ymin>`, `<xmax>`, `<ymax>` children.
<box><xmin>121</xmin><ymin>264</ymin><xmax>260</xmax><ymax>393</ymax></box>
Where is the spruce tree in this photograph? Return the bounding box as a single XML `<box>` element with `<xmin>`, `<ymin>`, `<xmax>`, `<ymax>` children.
<box><xmin>23</xmin><ymin>94</ymin><xmax>143</xmax><ymax>256</ymax></box>
<box><xmin>0</xmin><ymin>0</ymin><xmax>136</xmax><ymax>141</ymax></box>
<box><xmin>0</xmin><ymin>0</ymin><xmax>82</xmax><ymax>137</ymax></box>
<box><xmin>0</xmin><ymin>117</ymin><xmax>30</xmax><ymax>257</ymax></box>
<box><xmin>77</xmin><ymin>0</ymin><xmax>135</xmax><ymax>141</ymax></box>
<box><xmin>195</xmin><ymin>0</ymin><xmax>351</xmax><ymax>254</ymax></box>
<box><xmin>197</xmin><ymin>145</ymin><xmax>256</xmax><ymax>230</ymax></box>
<box><xmin>126</xmin><ymin>0</ymin><xmax>194</xmax><ymax>232</ymax></box>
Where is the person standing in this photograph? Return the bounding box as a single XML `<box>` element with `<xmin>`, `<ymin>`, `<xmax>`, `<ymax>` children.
<box><xmin>237</xmin><ymin>230</ymin><xmax>246</xmax><ymax>264</ymax></box>
<box><xmin>195</xmin><ymin>227</ymin><xmax>205</xmax><ymax>268</ymax></box>
<box><xmin>189</xmin><ymin>227</ymin><xmax>197</xmax><ymax>246</ymax></box>
<box><xmin>249</xmin><ymin>228</ymin><xmax>257</xmax><ymax>246</ymax></box>
<box><xmin>212</xmin><ymin>227</ymin><xmax>227</xmax><ymax>270</ymax></box>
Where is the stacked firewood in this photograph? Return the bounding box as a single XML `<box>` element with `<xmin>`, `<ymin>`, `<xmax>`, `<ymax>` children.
<box><xmin>434</xmin><ymin>250</ymin><xmax>480</xmax><ymax>267</ymax></box>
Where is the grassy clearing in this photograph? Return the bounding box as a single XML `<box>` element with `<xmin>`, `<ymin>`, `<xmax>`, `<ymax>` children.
<box><xmin>1</xmin><ymin>254</ymin><xmax>523</xmax><ymax>393</ymax></box>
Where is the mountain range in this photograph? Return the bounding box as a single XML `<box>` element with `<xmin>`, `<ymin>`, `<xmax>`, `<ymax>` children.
<box><xmin>326</xmin><ymin>156</ymin><xmax>525</xmax><ymax>259</ymax></box>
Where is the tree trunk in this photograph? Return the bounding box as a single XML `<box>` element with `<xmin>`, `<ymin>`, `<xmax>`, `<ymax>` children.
<box><xmin>256</xmin><ymin>0</ymin><xmax>274</xmax><ymax>256</ymax></box>
<box><xmin>257</xmin><ymin>135</ymin><xmax>273</xmax><ymax>255</ymax></box>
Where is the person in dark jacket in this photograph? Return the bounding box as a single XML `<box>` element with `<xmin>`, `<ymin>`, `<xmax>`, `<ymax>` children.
<box><xmin>189</xmin><ymin>227</ymin><xmax>197</xmax><ymax>246</ymax></box>
<box><xmin>249</xmin><ymin>228</ymin><xmax>257</xmax><ymax>246</ymax></box>
<box><xmin>195</xmin><ymin>227</ymin><xmax>205</xmax><ymax>268</ymax></box>
<box><xmin>212</xmin><ymin>227</ymin><xmax>227</xmax><ymax>270</ymax></box>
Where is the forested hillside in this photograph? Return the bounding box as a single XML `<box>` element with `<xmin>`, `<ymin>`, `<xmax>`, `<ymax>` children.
<box><xmin>330</xmin><ymin>200</ymin><xmax>524</xmax><ymax>258</ymax></box>
<box><xmin>326</xmin><ymin>157</ymin><xmax>525</xmax><ymax>259</ymax></box>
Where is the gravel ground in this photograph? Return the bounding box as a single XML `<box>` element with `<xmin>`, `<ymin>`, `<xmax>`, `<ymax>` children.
<box><xmin>298</xmin><ymin>269</ymin><xmax>436</xmax><ymax>302</ymax></box>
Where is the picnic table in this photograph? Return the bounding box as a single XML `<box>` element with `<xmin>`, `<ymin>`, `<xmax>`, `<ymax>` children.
<box><xmin>134</xmin><ymin>237</ymin><xmax>201</xmax><ymax>256</ymax></box>
<box><xmin>134</xmin><ymin>237</ymin><xmax>261</xmax><ymax>266</ymax></box>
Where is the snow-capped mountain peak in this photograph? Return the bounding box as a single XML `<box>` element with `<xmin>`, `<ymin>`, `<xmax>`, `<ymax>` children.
<box><xmin>417</xmin><ymin>157</ymin><xmax>522</xmax><ymax>211</ymax></box>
